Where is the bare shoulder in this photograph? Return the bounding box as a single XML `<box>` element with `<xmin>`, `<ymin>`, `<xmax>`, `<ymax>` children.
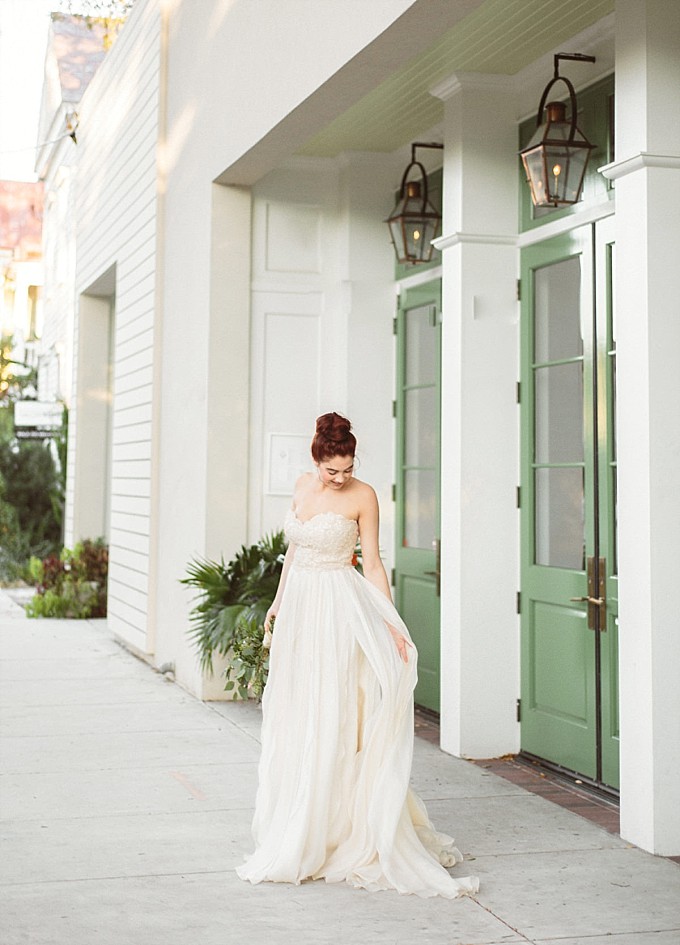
<box><xmin>352</xmin><ymin>479</ymin><xmax>379</xmax><ymax>514</ymax></box>
<box><xmin>295</xmin><ymin>471</ymin><xmax>314</xmax><ymax>489</ymax></box>
<box><xmin>292</xmin><ymin>472</ymin><xmax>314</xmax><ymax>505</ymax></box>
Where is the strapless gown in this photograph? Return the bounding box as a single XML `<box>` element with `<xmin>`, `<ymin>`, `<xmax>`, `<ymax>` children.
<box><xmin>236</xmin><ymin>510</ymin><xmax>479</xmax><ymax>899</ymax></box>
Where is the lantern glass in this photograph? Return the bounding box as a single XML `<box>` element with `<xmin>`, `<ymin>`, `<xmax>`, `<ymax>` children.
<box><xmin>520</xmin><ymin>100</ymin><xmax>595</xmax><ymax>208</ymax></box>
<box><xmin>386</xmin><ymin>180</ymin><xmax>441</xmax><ymax>264</ymax></box>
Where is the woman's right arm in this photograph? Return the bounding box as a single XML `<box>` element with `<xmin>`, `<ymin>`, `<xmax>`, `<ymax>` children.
<box><xmin>264</xmin><ymin>541</ymin><xmax>296</xmax><ymax>632</ymax></box>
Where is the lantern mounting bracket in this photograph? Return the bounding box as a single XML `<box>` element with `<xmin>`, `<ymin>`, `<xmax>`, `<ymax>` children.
<box><xmin>399</xmin><ymin>142</ymin><xmax>443</xmax><ymax>208</ymax></box>
<box><xmin>535</xmin><ymin>54</ymin><xmax>596</xmax><ymax>142</ymax></box>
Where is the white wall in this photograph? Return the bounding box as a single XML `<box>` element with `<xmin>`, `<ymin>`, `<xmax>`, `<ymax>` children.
<box><xmin>155</xmin><ymin>0</ymin><xmax>428</xmax><ymax>693</ymax></box>
<box><xmin>248</xmin><ymin>154</ymin><xmax>398</xmax><ymax>561</ymax></box>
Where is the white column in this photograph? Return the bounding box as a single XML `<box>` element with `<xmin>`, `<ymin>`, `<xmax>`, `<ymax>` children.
<box><xmin>431</xmin><ymin>74</ymin><xmax>520</xmax><ymax>758</ymax></box>
<box><xmin>600</xmin><ymin>0</ymin><xmax>680</xmax><ymax>855</ymax></box>
<box><xmin>71</xmin><ymin>292</ymin><xmax>112</xmax><ymax>545</ymax></box>
<box><xmin>154</xmin><ymin>183</ymin><xmax>252</xmax><ymax>698</ymax></box>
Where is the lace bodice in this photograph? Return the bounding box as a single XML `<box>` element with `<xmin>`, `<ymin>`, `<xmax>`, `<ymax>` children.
<box><xmin>285</xmin><ymin>510</ymin><xmax>358</xmax><ymax>571</ymax></box>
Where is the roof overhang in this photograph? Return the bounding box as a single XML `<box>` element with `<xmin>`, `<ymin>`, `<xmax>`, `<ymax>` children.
<box><xmin>216</xmin><ymin>0</ymin><xmax>614</xmax><ymax>187</ymax></box>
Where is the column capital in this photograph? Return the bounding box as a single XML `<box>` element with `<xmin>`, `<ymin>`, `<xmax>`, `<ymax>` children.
<box><xmin>599</xmin><ymin>152</ymin><xmax>680</xmax><ymax>180</ymax></box>
<box><xmin>430</xmin><ymin>71</ymin><xmax>515</xmax><ymax>102</ymax></box>
<box><xmin>432</xmin><ymin>231</ymin><xmax>517</xmax><ymax>252</ymax></box>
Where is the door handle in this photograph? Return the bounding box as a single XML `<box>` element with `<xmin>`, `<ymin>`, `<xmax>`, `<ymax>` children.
<box><xmin>569</xmin><ymin>556</ymin><xmax>607</xmax><ymax>631</ymax></box>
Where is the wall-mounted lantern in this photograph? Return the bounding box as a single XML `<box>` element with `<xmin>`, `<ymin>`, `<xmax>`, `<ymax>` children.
<box><xmin>519</xmin><ymin>53</ymin><xmax>596</xmax><ymax>208</ymax></box>
<box><xmin>386</xmin><ymin>142</ymin><xmax>443</xmax><ymax>264</ymax></box>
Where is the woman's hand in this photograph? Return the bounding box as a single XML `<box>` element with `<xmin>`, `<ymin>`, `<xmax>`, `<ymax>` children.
<box><xmin>264</xmin><ymin>606</ymin><xmax>277</xmax><ymax>633</ymax></box>
<box><xmin>262</xmin><ymin>607</ymin><xmax>277</xmax><ymax>649</ymax></box>
<box><xmin>386</xmin><ymin>622</ymin><xmax>413</xmax><ymax>664</ymax></box>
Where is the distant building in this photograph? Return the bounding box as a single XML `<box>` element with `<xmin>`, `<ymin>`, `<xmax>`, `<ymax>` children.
<box><xmin>35</xmin><ymin>14</ymin><xmax>109</xmax><ymax>403</ymax></box>
<box><xmin>0</xmin><ymin>180</ymin><xmax>43</xmax><ymax>389</ymax></box>
<box><xmin>37</xmin><ymin>0</ymin><xmax>680</xmax><ymax>858</ymax></box>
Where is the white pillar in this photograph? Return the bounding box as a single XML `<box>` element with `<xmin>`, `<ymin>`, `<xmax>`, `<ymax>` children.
<box><xmin>432</xmin><ymin>75</ymin><xmax>520</xmax><ymax>758</ymax></box>
<box><xmin>600</xmin><ymin>0</ymin><xmax>680</xmax><ymax>855</ymax></box>
<box><xmin>70</xmin><ymin>291</ymin><xmax>113</xmax><ymax>545</ymax></box>
<box><xmin>154</xmin><ymin>183</ymin><xmax>252</xmax><ymax>698</ymax></box>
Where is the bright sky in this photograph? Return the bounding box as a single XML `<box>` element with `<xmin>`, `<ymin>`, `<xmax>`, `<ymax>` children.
<box><xmin>0</xmin><ymin>0</ymin><xmax>56</xmax><ymax>181</ymax></box>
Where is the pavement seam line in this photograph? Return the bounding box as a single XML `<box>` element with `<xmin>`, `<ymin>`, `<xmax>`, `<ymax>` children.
<box><xmin>470</xmin><ymin>896</ymin><xmax>536</xmax><ymax>944</ymax></box>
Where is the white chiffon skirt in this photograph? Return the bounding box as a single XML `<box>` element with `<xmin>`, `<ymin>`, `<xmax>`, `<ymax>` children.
<box><xmin>236</xmin><ymin>562</ymin><xmax>479</xmax><ymax>899</ymax></box>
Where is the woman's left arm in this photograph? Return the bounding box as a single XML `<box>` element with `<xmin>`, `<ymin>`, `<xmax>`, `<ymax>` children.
<box><xmin>357</xmin><ymin>487</ymin><xmax>391</xmax><ymax>599</ymax></box>
<box><xmin>358</xmin><ymin>488</ymin><xmax>412</xmax><ymax>663</ymax></box>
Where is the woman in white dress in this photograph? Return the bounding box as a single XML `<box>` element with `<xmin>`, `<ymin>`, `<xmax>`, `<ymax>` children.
<box><xmin>237</xmin><ymin>413</ymin><xmax>478</xmax><ymax>899</ymax></box>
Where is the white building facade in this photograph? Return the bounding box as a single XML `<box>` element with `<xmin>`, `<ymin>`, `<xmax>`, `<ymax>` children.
<box><xmin>44</xmin><ymin>0</ymin><xmax>680</xmax><ymax>856</ymax></box>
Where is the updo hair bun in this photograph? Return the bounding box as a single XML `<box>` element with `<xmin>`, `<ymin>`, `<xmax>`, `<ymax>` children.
<box><xmin>311</xmin><ymin>412</ymin><xmax>357</xmax><ymax>463</ymax></box>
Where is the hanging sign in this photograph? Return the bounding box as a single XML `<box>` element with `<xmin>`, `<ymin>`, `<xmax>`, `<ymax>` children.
<box><xmin>14</xmin><ymin>401</ymin><xmax>64</xmax><ymax>440</ymax></box>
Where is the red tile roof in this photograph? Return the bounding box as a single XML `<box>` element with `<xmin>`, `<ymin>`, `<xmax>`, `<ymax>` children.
<box><xmin>50</xmin><ymin>14</ymin><xmax>110</xmax><ymax>103</ymax></box>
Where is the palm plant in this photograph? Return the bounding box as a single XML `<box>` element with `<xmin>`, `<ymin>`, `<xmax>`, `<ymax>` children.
<box><xmin>181</xmin><ymin>531</ymin><xmax>286</xmax><ymax>697</ymax></box>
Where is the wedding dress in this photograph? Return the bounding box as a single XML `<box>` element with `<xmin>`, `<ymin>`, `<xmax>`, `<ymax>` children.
<box><xmin>236</xmin><ymin>510</ymin><xmax>479</xmax><ymax>899</ymax></box>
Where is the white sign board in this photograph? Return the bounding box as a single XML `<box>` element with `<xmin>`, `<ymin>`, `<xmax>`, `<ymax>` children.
<box><xmin>14</xmin><ymin>401</ymin><xmax>64</xmax><ymax>439</ymax></box>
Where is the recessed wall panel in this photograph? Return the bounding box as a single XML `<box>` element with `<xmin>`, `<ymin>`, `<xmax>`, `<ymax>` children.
<box><xmin>265</xmin><ymin>202</ymin><xmax>321</xmax><ymax>274</ymax></box>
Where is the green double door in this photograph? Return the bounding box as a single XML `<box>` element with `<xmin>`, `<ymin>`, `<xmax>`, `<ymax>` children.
<box><xmin>394</xmin><ymin>281</ymin><xmax>441</xmax><ymax>712</ymax></box>
<box><xmin>520</xmin><ymin>218</ymin><xmax>619</xmax><ymax>789</ymax></box>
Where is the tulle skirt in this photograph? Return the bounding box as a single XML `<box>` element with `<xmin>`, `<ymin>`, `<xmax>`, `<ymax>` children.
<box><xmin>236</xmin><ymin>564</ymin><xmax>479</xmax><ymax>899</ymax></box>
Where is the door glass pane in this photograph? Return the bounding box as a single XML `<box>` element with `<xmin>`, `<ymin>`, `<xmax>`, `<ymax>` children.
<box><xmin>404</xmin><ymin>469</ymin><xmax>435</xmax><ymax>549</ymax></box>
<box><xmin>405</xmin><ymin>386</ymin><xmax>436</xmax><ymax>466</ymax></box>
<box><xmin>405</xmin><ymin>305</ymin><xmax>436</xmax><ymax>386</ymax></box>
<box><xmin>534</xmin><ymin>257</ymin><xmax>583</xmax><ymax>362</ymax></box>
<box><xmin>535</xmin><ymin>466</ymin><xmax>585</xmax><ymax>569</ymax></box>
<box><xmin>534</xmin><ymin>362</ymin><xmax>584</xmax><ymax>463</ymax></box>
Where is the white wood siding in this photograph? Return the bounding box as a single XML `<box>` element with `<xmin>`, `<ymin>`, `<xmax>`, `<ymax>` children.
<box><xmin>66</xmin><ymin>0</ymin><xmax>161</xmax><ymax>651</ymax></box>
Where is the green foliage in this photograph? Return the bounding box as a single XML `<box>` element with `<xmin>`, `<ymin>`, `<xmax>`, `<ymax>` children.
<box><xmin>25</xmin><ymin>539</ymin><xmax>108</xmax><ymax>619</ymax></box>
<box><xmin>0</xmin><ymin>471</ymin><xmax>31</xmax><ymax>582</ymax></box>
<box><xmin>182</xmin><ymin>531</ymin><xmax>286</xmax><ymax>698</ymax></box>
<box><xmin>0</xmin><ymin>403</ymin><xmax>66</xmax><ymax>583</ymax></box>
<box><xmin>224</xmin><ymin>612</ymin><xmax>271</xmax><ymax>701</ymax></box>
<box><xmin>0</xmin><ymin>439</ymin><xmax>63</xmax><ymax>548</ymax></box>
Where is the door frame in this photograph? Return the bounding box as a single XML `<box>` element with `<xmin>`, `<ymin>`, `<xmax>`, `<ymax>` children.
<box><xmin>519</xmin><ymin>219</ymin><xmax>619</xmax><ymax>789</ymax></box>
<box><xmin>394</xmin><ymin>278</ymin><xmax>442</xmax><ymax>712</ymax></box>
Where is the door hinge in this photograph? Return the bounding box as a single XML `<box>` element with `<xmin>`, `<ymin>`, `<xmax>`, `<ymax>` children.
<box><xmin>391</xmin><ymin>567</ymin><xmax>396</xmax><ymax>586</ymax></box>
<box><xmin>516</xmin><ymin>381</ymin><xmax>521</xmax><ymax>404</ymax></box>
<box><xmin>516</xmin><ymin>278</ymin><xmax>521</xmax><ymax>301</ymax></box>
<box><xmin>516</xmin><ymin>486</ymin><xmax>521</xmax><ymax>508</ymax></box>
<box><xmin>516</xmin><ymin>591</ymin><xmax>521</xmax><ymax>614</ymax></box>
<box><xmin>516</xmin><ymin>698</ymin><xmax>522</xmax><ymax>722</ymax></box>
<box><xmin>393</xmin><ymin>316</ymin><xmax>398</xmax><ymax>335</ymax></box>
<box><xmin>391</xmin><ymin>483</ymin><xmax>396</xmax><ymax>502</ymax></box>
<box><xmin>392</xmin><ymin>399</ymin><xmax>397</xmax><ymax>418</ymax></box>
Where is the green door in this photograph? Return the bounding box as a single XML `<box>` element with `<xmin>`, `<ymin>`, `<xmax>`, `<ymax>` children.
<box><xmin>520</xmin><ymin>218</ymin><xmax>619</xmax><ymax>789</ymax></box>
<box><xmin>394</xmin><ymin>280</ymin><xmax>441</xmax><ymax>712</ymax></box>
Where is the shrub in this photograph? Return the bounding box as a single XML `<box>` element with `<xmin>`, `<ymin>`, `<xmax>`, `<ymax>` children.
<box><xmin>0</xmin><ymin>478</ymin><xmax>31</xmax><ymax>582</ymax></box>
<box><xmin>26</xmin><ymin>539</ymin><xmax>108</xmax><ymax>619</ymax></box>
<box><xmin>0</xmin><ymin>402</ymin><xmax>66</xmax><ymax>582</ymax></box>
<box><xmin>0</xmin><ymin>438</ymin><xmax>63</xmax><ymax>552</ymax></box>
<box><xmin>182</xmin><ymin>531</ymin><xmax>286</xmax><ymax>699</ymax></box>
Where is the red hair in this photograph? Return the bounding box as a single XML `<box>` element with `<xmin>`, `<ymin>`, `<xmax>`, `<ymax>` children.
<box><xmin>311</xmin><ymin>412</ymin><xmax>356</xmax><ymax>463</ymax></box>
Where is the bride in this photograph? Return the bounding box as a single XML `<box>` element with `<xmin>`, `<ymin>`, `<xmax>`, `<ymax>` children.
<box><xmin>237</xmin><ymin>413</ymin><xmax>478</xmax><ymax>899</ymax></box>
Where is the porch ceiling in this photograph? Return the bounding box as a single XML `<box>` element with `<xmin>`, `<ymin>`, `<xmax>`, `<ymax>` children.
<box><xmin>298</xmin><ymin>0</ymin><xmax>614</xmax><ymax>157</ymax></box>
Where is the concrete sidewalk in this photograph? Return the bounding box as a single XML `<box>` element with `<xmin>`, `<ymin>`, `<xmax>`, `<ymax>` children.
<box><xmin>1</xmin><ymin>591</ymin><xmax>678</xmax><ymax>945</ymax></box>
